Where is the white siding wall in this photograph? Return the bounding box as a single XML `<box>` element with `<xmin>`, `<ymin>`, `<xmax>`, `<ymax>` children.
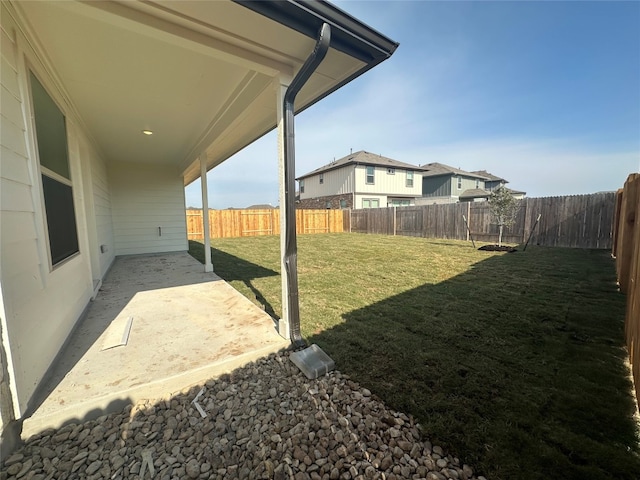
<box><xmin>109</xmin><ymin>162</ymin><xmax>188</xmax><ymax>255</ymax></box>
<box><xmin>452</xmin><ymin>176</ymin><xmax>485</xmax><ymax>194</ymax></box>
<box><xmin>354</xmin><ymin>194</ymin><xmax>387</xmax><ymax>209</ymax></box>
<box><xmin>354</xmin><ymin>165</ymin><xmax>422</xmax><ymax>196</ymax></box>
<box><xmin>300</xmin><ymin>166</ymin><xmax>354</xmax><ymax>199</ymax></box>
<box><xmin>0</xmin><ymin>6</ymin><xmax>100</xmax><ymax>416</ymax></box>
<box><xmin>78</xmin><ymin>137</ymin><xmax>115</xmax><ymax>281</ymax></box>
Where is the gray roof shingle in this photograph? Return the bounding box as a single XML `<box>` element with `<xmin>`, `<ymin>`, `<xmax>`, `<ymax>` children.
<box><xmin>297</xmin><ymin>151</ymin><xmax>419</xmax><ymax>179</ymax></box>
<box><xmin>470</xmin><ymin>170</ymin><xmax>507</xmax><ymax>182</ymax></box>
<box><xmin>459</xmin><ymin>188</ymin><xmax>491</xmax><ymax>199</ymax></box>
<box><xmin>421</xmin><ymin>162</ymin><xmax>490</xmax><ymax>179</ymax></box>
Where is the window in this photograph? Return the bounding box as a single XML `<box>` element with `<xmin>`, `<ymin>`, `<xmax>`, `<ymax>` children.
<box><xmin>319</xmin><ymin>173</ymin><xmax>324</xmax><ymax>184</ymax></box>
<box><xmin>406</xmin><ymin>171</ymin><xmax>414</xmax><ymax>188</ymax></box>
<box><xmin>389</xmin><ymin>198</ymin><xmax>411</xmax><ymax>207</ymax></box>
<box><xmin>362</xmin><ymin>198</ymin><xmax>379</xmax><ymax>209</ymax></box>
<box><xmin>366</xmin><ymin>166</ymin><xmax>375</xmax><ymax>184</ymax></box>
<box><xmin>339</xmin><ymin>199</ymin><xmax>347</xmax><ymax>209</ymax></box>
<box><xmin>30</xmin><ymin>71</ymin><xmax>79</xmax><ymax>267</ymax></box>
<box><xmin>325</xmin><ymin>201</ymin><xmax>331</xmax><ymax>209</ymax></box>
<box><xmin>475</xmin><ymin>179</ymin><xmax>479</xmax><ymax>189</ymax></box>
<box><xmin>299</xmin><ymin>179</ymin><xmax>305</xmax><ymax>193</ymax></box>
<box><xmin>387</xmin><ymin>167</ymin><xmax>395</xmax><ymax>175</ymax></box>
<box><xmin>457</xmin><ymin>176</ymin><xmax>462</xmax><ymax>189</ymax></box>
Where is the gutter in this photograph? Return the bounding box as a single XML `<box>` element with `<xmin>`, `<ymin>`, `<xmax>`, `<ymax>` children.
<box><xmin>234</xmin><ymin>0</ymin><xmax>398</xmax><ymax>119</ymax></box>
<box><xmin>283</xmin><ymin>23</ymin><xmax>332</xmax><ymax>348</ymax></box>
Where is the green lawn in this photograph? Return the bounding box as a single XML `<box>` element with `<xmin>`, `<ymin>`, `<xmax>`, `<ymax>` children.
<box><xmin>189</xmin><ymin>234</ymin><xmax>640</xmax><ymax>480</ymax></box>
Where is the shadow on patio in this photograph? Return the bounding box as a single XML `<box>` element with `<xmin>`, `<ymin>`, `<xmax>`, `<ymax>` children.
<box><xmin>22</xmin><ymin>252</ymin><xmax>288</xmax><ymax>439</ymax></box>
<box><xmin>308</xmin><ymin>246</ymin><xmax>640</xmax><ymax>480</ymax></box>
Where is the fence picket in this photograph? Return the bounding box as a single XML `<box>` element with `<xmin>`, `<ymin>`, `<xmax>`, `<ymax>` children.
<box><xmin>349</xmin><ymin>193</ymin><xmax>616</xmax><ymax>249</ymax></box>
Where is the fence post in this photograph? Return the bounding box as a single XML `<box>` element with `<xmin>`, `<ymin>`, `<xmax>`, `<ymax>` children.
<box><xmin>466</xmin><ymin>202</ymin><xmax>470</xmax><ymax>241</ymax></box>
<box><xmin>522</xmin><ymin>199</ymin><xmax>530</xmax><ymax>244</ymax></box>
<box><xmin>393</xmin><ymin>206</ymin><xmax>397</xmax><ymax>236</ymax></box>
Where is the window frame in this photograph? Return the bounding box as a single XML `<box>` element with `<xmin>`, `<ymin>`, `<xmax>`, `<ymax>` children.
<box><xmin>362</xmin><ymin>198</ymin><xmax>379</xmax><ymax>209</ymax></box>
<box><xmin>28</xmin><ymin>69</ymin><xmax>80</xmax><ymax>270</ymax></box>
<box><xmin>387</xmin><ymin>167</ymin><xmax>395</xmax><ymax>175</ymax></box>
<box><xmin>365</xmin><ymin>166</ymin><xmax>375</xmax><ymax>185</ymax></box>
<box><xmin>457</xmin><ymin>176</ymin><xmax>462</xmax><ymax>190</ymax></box>
<box><xmin>406</xmin><ymin>171</ymin><xmax>414</xmax><ymax>188</ymax></box>
<box><xmin>319</xmin><ymin>173</ymin><xmax>324</xmax><ymax>184</ymax></box>
<box><xmin>299</xmin><ymin>179</ymin><xmax>305</xmax><ymax>193</ymax></box>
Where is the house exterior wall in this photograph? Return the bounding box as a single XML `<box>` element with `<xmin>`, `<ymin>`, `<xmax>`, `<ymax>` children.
<box><xmin>451</xmin><ymin>176</ymin><xmax>485</xmax><ymax>196</ymax></box>
<box><xmin>297</xmin><ymin>193</ymin><xmax>353</xmax><ymax>209</ymax></box>
<box><xmin>109</xmin><ymin>162</ymin><xmax>188</xmax><ymax>255</ymax></box>
<box><xmin>485</xmin><ymin>180</ymin><xmax>503</xmax><ymax>192</ymax></box>
<box><xmin>415</xmin><ymin>196</ymin><xmax>458</xmax><ymax>205</ymax></box>
<box><xmin>0</xmin><ymin>4</ymin><xmax>109</xmax><ymax>426</ymax></box>
<box><xmin>89</xmin><ymin>140</ymin><xmax>115</xmax><ymax>278</ymax></box>
<box><xmin>299</xmin><ymin>166</ymin><xmax>354</xmax><ymax>199</ymax></box>
<box><xmin>423</xmin><ymin>175</ymin><xmax>485</xmax><ymax>200</ymax></box>
<box><xmin>354</xmin><ymin>165</ymin><xmax>421</xmax><ymax>196</ymax></box>
<box><xmin>354</xmin><ymin>194</ymin><xmax>387</xmax><ymax>209</ymax></box>
<box><xmin>422</xmin><ymin>176</ymin><xmax>451</xmax><ymax>197</ymax></box>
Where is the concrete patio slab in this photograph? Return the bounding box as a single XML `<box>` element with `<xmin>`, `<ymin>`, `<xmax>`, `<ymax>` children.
<box><xmin>21</xmin><ymin>252</ymin><xmax>289</xmax><ymax>439</ymax></box>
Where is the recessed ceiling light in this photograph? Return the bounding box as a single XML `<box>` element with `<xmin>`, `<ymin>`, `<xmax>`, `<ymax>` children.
<box><xmin>142</xmin><ymin>130</ymin><xmax>153</xmax><ymax>135</ymax></box>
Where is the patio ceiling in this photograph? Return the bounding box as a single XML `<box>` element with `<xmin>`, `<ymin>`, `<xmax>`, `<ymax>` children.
<box><xmin>13</xmin><ymin>0</ymin><xmax>397</xmax><ymax>185</ymax></box>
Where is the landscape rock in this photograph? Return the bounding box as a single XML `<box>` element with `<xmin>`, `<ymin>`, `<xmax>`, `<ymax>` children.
<box><xmin>0</xmin><ymin>351</ymin><xmax>484</xmax><ymax>480</ymax></box>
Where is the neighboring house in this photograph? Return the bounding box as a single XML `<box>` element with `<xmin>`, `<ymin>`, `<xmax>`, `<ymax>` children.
<box><xmin>0</xmin><ymin>0</ymin><xmax>396</xmax><ymax>455</ymax></box>
<box><xmin>246</xmin><ymin>204</ymin><xmax>276</xmax><ymax>209</ymax></box>
<box><xmin>418</xmin><ymin>163</ymin><xmax>526</xmax><ymax>204</ymax></box>
<box><xmin>418</xmin><ymin>163</ymin><xmax>492</xmax><ymax>204</ymax></box>
<box><xmin>296</xmin><ymin>151</ymin><xmax>422</xmax><ymax>209</ymax></box>
<box><xmin>471</xmin><ymin>170</ymin><xmax>527</xmax><ymax>199</ymax></box>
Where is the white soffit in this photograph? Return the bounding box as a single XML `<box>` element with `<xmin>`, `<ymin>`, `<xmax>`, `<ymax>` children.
<box><xmin>13</xmin><ymin>1</ymin><xmax>370</xmax><ymax>184</ymax></box>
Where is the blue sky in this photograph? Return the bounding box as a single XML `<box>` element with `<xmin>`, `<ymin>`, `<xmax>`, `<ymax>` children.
<box><xmin>185</xmin><ymin>0</ymin><xmax>640</xmax><ymax>208</ymax></box>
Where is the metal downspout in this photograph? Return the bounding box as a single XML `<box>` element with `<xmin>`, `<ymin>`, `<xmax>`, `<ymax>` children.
<box><xmin>284</xmin><ymin>23</ymin><xmax>331</xmax><ymax>348</ymax></box>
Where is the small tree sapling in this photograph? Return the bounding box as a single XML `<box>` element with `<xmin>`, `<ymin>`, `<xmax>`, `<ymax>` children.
<box><xmin>488</xmin><ymin>186</ymin><xmax>519</xmax><ymax>247</ymax></box>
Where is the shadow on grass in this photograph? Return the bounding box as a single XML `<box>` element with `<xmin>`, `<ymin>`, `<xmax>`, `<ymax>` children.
<box><xmin>188</xmin><ymin>240</ymin><xmax>279</xmax><ymax>319</ymax></box>
<box><xmin>309</xmin><ymin>247</ymin><xmax>640</xmax><ymax>480</ymax></box>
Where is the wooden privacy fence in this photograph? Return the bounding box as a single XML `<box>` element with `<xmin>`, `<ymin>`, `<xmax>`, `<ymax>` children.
<box><xmin>186</xmin><ymin>209</ymin><xmax>345</xmax><ymax>239</ymax></box>
<box><xmin>350</xmin><ymin>192</ymin><xmax>616</xmax><ymax>249</ymax></box>
<box><xmin>612</xmin><ymin>173</ymin><xmax>640</xmax><ymax>405</ymax></box>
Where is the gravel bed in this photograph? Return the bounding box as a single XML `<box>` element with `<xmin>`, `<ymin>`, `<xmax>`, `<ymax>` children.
<box><xmin>1</xmin><ymin>350</ymin><xmax>486</xmax><ymax>480</ymax></box>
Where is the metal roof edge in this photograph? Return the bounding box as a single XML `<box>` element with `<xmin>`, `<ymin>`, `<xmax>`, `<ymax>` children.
<box><xmin>233</xmin><ymin>0</ymin><xmax>399</xmax><ymax>63</ymax></box>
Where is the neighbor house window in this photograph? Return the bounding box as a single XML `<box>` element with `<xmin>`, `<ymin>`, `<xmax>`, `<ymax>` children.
<box><xmin>340</xmin><ymin>199</ymin><xmax>347</xmax><ymax>209</ymax></box>
<box><xmin>30</xmin><ymin>71</ymin><xmax>79</xmax><ymax>267</ymax></box>
<box><xmin>387</xmin><ymin>167</ymin><xmax>395</xmax><ymax>175</ymax></box>
<box><xmin>362</xmin><ymin>198</ymin><xmax>379</xmax><ymax>208</ymax></box>
<box><xmin>475</xmin><ymin>179</ymin><xmax>479</xmax><ymax>189</ymax></box>
<box><xmin>325</xmin><ymin>201</ymin><xmax>331</xmax><ymax>209</ymax></box>
<box><xmin>299</xmin><ymin>179</ymin><xmax>305</xmax><ymax>193</ymax></box>
<box><xmin>366</xmin><ymin>166</ymin><xmax>375</xmax><ymax>184</ymax></box>
<box><xmin>457</xmin><ymin>176</ymin><xmax>462</xmax><ymax>189</ymax></box>
<box><xmin>406</xmin><ymin>171</ymin><xmax>414</xmax><ymax>188</ymax></box>
<box><xmin>319</xmin><ymin>173</ymin><xmax>324</xmax><ymax>184</ymax></box>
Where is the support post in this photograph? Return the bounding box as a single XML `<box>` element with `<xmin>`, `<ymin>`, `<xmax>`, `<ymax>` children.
<box><xmin>276</xmin><ymin>76</ymin><xmax>291</xmax><ymax>339</ymax></box>
<box><xmin>200</xmin><ymin>153</ymin><xmax>213</xmax><ymax>273</ymax></box>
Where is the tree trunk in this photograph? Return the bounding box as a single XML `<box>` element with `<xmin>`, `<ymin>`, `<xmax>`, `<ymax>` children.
<box><xmin>498</xmin><ymin>224</ymin><xmax>503</xmax><ymax>247</ymax></box>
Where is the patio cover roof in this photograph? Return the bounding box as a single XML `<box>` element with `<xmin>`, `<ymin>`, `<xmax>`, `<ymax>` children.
<box><xmin>11</xmin><ymin>0</ymin><xmax>398</xmax><ymax>185</ymax></box>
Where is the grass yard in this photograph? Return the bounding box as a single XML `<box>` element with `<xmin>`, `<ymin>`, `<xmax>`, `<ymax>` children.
<box><xmin>189</xmin><ymin>234</ymin><xmax>640</xmax><ymax>480</ymax></box>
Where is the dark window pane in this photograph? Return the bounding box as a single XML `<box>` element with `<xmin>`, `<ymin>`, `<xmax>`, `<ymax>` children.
<box><xmin>30</xmin><ymin>72</ymin><xmax>70</xmax><ymax>179</ymax></box>
<box><xmin>42</xmin><ymin>175</ymin><xmax>79</xmax><ymax>265</ymax></box>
